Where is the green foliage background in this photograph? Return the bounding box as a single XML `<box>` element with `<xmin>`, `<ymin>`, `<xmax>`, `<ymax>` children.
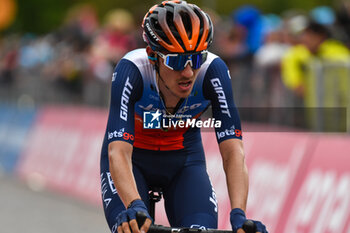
<box><xmin>8</xmin><ymin>0</ymin><xmax>336</xmax><ymax>34</ymax></box>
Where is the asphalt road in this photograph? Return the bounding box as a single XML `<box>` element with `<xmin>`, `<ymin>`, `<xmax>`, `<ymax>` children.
<box><xmin>0</xmin><ymin>175</ymin><xmax>110</xmax><ymax>233</ymax></box>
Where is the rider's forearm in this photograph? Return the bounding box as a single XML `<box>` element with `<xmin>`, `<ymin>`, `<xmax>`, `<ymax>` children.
<box><xmin>219</xmin><ymin>139</ymin><xmax>249</xmax><ymax>212</ymax></box>
<box><xmin>108</xmin><ymin>141</ymin><xmax>141</xmax><ymax>208</ymax></box>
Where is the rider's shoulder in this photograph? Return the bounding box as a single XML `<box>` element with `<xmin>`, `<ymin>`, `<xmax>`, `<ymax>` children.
<box><xmin>118</xmin><ymin>49</ymin><xmax>153</xmax><ymax>77</ymax></box>
<box><xmin>122</xmin><ymin>48</ymin><xmax>149</xmax><ymax>65</ymax></box>
<box><xmin>201</xmin><ymin>52</ymin><xmax>228</xmax><ymax>76</ymax></box>
<box><xmin>206</xmin><ymin>52</ymin><xmax>227</xmax><ymax>67</ymax></box>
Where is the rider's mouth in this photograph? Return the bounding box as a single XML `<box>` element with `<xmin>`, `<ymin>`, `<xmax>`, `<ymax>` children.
<box><xmin>178</xmin><ymin>80</ymin><xmax>193</xmax><ymax>90</ymax></box>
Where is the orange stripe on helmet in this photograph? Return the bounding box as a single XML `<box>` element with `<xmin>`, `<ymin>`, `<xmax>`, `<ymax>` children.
<box><xmin>173</xmin><ymin>4</ymin><xmax>200</xmax><ymax>52</ymax></box>
<box><xmin>157</xmin><ymin>7</ymin><xmax>185</xmax><ymax>52</ymax></box>
<box><xmin>162</xmin><ymin>0</ymin><xmax>181</xmax><ymax>6</ymax></box>
<box><xmin>149</xmin><ymin>4</ymin><xmax>158</xmax><ymax>14</ymax></box>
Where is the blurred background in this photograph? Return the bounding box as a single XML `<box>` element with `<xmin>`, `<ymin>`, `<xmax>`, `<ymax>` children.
<box><xmin>1</xmin><ymin>0</ymin><xmax>350</xmax><ymax>232</ymax></box>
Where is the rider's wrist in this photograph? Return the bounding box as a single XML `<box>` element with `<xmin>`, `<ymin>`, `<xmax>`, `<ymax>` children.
<box><xmin>230</xmin><ymin>208</ymin><xmax>246</xmax><ymax>217</ymax></box>
<box><xmin>127</xmin><ymin>198</ymin><xmax>142</xmax><ymax>209</ymax></box>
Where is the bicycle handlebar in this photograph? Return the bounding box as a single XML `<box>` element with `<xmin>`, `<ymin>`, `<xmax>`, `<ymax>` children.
<box><xmin>148</xmin><ymin>225</ymin><xmax>234</xmax><ymax>233</ymax></box>
<box><xmin>136</xmin><ymin>212</ymin><xmax>256</xmax><ymax>233</ymax></box>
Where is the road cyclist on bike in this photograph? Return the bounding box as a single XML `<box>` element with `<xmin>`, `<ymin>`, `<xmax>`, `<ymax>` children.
<box><xmin>100</xmin><ymin>1</ymin><xmax>268</xmax><ymax>233</ymax></box>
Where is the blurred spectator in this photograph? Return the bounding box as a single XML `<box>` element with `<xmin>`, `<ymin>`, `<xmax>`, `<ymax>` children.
<box><xmin>282</xmin><ymin>21</ymin><xmax>349</xmax><ymax>100</ymax></box>
<box><xmin>56</xmin><ymin>4</ymin><xmax>99</xmax><ymax>52</ymax></box>
<box><xmin>18</xmin><ymin>36</ymin><xmax>54</xmax><ymax>69</ymax></box>
<box><xmin>255</xmin><ymin>14</ymin><xmax>289</xmax><ymax>68</ymax></box>
<box><xmin>231</xmin><ymin>5</ymin><xmax>265</xmax><ymax>55</ymax></box>
<box><xmin>89</xmin><ymin>8</ymin><xmax>137</xmax><ymax>82</ymax></box>
<box><xmin>0</xmin><ymin>36</ymin><xmax>18</xmax><ymax>85</ymax></box>
<box><xmin>335</xmin><ymin>0</ymin><xmax>350</xmax><ymax>47</ymax></box>
<box><xmin>310</xmin><ymin>6</ymin><xmax>335</xmax><ymax>26</ymax></box>
<box><xmin>216</xmin><ymin>5</ymin><xmax>267</xmax><ymax>108</ymax></box>
<box><xmin>39</xmin><ymin>4</ymin><xmax>99</xmax><ymax>96</ymax></box>
<box><xmin>214</xmin><ymin>17</ymin><xmax>249</xmax><ymax>61</ymax></box>
<box><xmin>281</xmin><ymin>21</ymin><xmax>350</xmax><ymax>130</ymax></box>
<box><xmin>281</xmin><ymin>10</ymin><xmax>309</xmax><ymax>45</ymax></box>
<box><xmin>310</xmin><ymin>6</ymin><xmax>344</xmax><ymax>45</ymax></box>
<box><xmin>253</xmin><ymin>15</ymin><xmax>291</xmax><ymax>108</ymax></box>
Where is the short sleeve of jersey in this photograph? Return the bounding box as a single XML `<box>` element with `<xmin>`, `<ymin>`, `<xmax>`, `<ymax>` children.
<box><xmin>203</xmin><ymin>57</ymin><xmax>242</xmax><ymax>143</ymax></box>
<box><xmin>106</xmin><ymin>59</ymin><xmax>143</xmax><ymax>145</ymax></box>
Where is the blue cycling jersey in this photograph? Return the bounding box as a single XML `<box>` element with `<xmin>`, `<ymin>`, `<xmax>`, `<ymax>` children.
<box><xmin>101</xmin><ymin>48</ymin><xmax>242</xmax><ymax>153</ymax></box>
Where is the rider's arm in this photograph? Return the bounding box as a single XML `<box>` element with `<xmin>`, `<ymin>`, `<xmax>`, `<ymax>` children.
<box><xmin>109</xmin><ymin>141</ymin><xmax>141</xmax><ymax>207</ymax></box>
<box><xmin>203</xmin><ymin>56</ymin><xmax>267</xmax><ymax>233</ymax></box>
<box><xmin>203</xmin><ymin>57</ymin><xmax>247</xmax><ymax>211</ymax></box>
<box><xmin>106</xmin><ymin>59</ymin><xmax>143</xmax><ymax>208</ymax></box>
<box><xmin>105</xmin><ymin>59</ymin><xmax>152</xmax><ymax>233</ymax></box>
<box><xmin>219</xmin><ymin>139</ymin><xmax>248</xmax><ymax>211</ymax></box>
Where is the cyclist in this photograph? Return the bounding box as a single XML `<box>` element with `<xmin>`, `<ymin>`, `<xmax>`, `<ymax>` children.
<box><xmin>100</xmin><ymin>1</ymin><xmax>268</xmax><ymax>233</ymax></box>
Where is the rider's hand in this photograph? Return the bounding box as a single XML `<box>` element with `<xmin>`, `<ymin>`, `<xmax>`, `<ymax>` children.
<box><xmin>230</xmin><ymin>208</ymin><xmax>268</xmax><ymax>233</ymax></box>
<box><xmin>112</xmin><ymin>199</ymin><xmax>152</xmax><ymax>233</ymax></box>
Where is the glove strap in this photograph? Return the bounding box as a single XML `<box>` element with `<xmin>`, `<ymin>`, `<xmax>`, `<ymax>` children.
<box><xmin>231</xmin><ymin>208</ymin><xmax>246</xmax><ymax>216</ymax></box>
<box><xmin>127</xmin><ymin>199</ymin><xmax>142</xmax><ymax>209</ymax></box>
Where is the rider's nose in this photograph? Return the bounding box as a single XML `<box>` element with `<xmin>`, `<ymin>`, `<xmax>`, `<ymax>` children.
<box><xmin>181</xmin><ymin>64</ymin><xmax>194</xmax><ymax>77</ymax></box>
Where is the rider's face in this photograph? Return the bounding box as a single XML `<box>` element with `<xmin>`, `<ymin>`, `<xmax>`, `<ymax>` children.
<box><xmin>157</xmin><ymin>55</ymin><xmax>201</xmax><ymax>99</ymax></box>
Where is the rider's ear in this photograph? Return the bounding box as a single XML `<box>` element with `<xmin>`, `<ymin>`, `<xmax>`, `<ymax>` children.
<box><xmin>146</xmin><ymin>46</ymin><xmax>157</xmax><ymax>65</ymax></box>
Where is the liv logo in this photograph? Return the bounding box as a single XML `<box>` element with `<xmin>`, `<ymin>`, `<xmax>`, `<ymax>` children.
<box><xmin>143</xmin><ymin>110</ymin><xmax>162</xmax><ymax>129</ymax></box>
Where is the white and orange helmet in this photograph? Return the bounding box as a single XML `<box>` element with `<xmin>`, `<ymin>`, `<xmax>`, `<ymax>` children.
<box><xmin>142</xmin><ymin>0</ymin><xmax>214</xmax><ymax>53</ymax></box>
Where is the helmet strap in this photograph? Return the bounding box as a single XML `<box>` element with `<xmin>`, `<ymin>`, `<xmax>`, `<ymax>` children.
<box><xmin>155</xmin><ymin>58</ymin><xmax>170</xmax><ymax>91</ymax></box>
